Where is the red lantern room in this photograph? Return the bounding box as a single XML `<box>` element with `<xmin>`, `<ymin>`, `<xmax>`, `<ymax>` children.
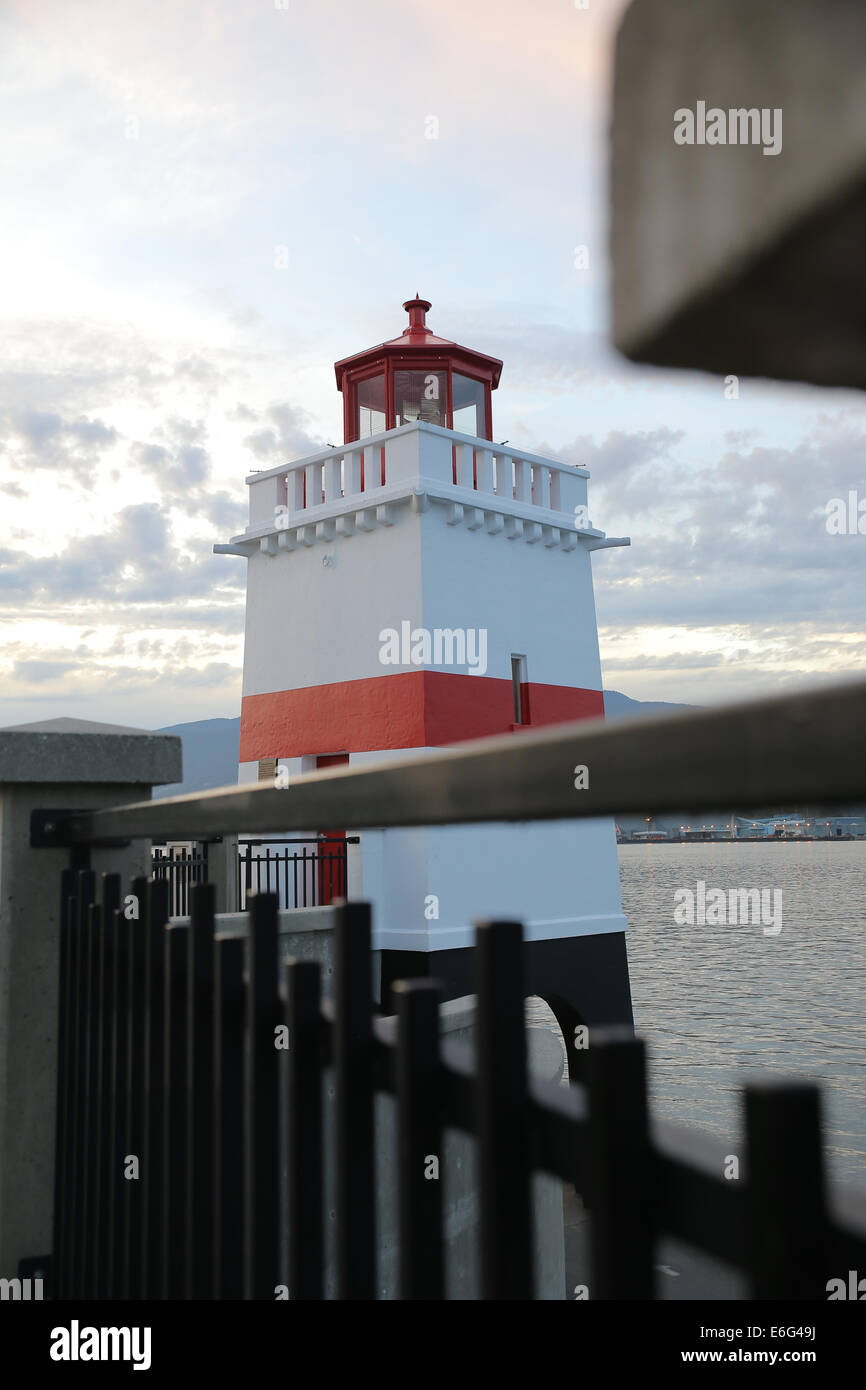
<box><xmin>334</xmin><ymin>295</ymin><xmax>503</xmax><ymax>445</ymax></box>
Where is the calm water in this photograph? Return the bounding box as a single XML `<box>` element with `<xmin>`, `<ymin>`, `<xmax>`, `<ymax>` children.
<box><xmin>621</xmin><ymin>842</ymin><xmax>866</xmax><ymax>1185</ymax></box>
<box><xmin>528</xmin><ymin>842</ymin><xmax>866</xmax><ymax>1185</ymax></box>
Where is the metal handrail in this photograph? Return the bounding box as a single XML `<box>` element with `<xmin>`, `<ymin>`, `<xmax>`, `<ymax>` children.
<box><xmin>238</xmin><ymin>837</ymin><xmax>362</xmax><ymax>844</ymax></box>
<box><xmin>39</xmin><ymin>678</ymin><xmax>866</xmax><ymax>844</ymax></box>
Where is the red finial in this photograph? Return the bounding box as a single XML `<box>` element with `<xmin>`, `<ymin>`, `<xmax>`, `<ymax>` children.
<box><xmin>403</xmin><ymin>294</ymin><xmax>432</xmax><ymax>335</ymax></box>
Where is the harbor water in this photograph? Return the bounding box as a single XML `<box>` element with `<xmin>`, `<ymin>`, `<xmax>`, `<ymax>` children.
<box><xmin>529</xmin><ymin>840</ymin><xmax>866</xmax><ymax>1187</ymax></box>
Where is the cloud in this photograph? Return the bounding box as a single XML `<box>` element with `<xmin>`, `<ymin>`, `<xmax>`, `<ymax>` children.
<box><xmin>241</xmin><ymin>402</ymin><xmax>323</xmax><ymax>464</ymax></box>
<box><xmin>2</xmin><ymin>407</ymin><xmax>120</xmax><ymax>482</ymax></box>
<box><xmin>130</xmin><ymin>437</ymin><xmax>210</xmax><ymax>490</ymax></box>
<box><xmin>0</xmin><ymin>503</ymin><xmax>237</xmax><ymax>603</ymax></box>
<box><xmin>11</xmin><ymin>659</ymin><xmax>80</xmax><ymax>683</ymax></box>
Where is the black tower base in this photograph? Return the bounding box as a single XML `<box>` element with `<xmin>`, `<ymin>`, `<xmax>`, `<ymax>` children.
<box><xmin>379</xmin><ymin>930</ymin><xmax>634</xmax><ymax>1084</ymax></box>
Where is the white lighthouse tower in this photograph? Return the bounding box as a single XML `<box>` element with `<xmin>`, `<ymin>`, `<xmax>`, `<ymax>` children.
<box><xmin>217</xmin><ymin>297</ymin><xmax>633</xmax><ymax>1048</ymax></box>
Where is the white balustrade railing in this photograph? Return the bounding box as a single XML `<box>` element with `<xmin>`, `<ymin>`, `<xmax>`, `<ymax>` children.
<box><xmin>245</xmin><ymin>422</ymin><xmax>589</xmax><ymax>533</ymax></box>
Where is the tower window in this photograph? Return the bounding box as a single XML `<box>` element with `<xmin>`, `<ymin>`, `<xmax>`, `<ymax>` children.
<box><xmin>511</xmin><ymin>654</ymin><xmax>528</xmax><ymax>725</ymax></box>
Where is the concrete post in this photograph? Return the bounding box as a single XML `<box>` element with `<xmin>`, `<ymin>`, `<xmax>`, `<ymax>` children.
<box><xmin>209</xmin><ymin>835</ymin><xmax>239</xmax><ymax>914</ymax></box>
<box><xmin>0</xmin><ymin>717</ymin><xmax>181</xmax><ymax>1278</ymax></box>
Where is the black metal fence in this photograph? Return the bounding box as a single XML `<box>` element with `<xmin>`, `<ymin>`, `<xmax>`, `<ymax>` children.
<box><xmin>238</xmin><ymin>837</ymin><xmax>354</xmax><ymax>912</ymax></box>
<box><xmin>34</xmin><ymin>680</ymin><xmax>866</xmax><ymax>1298</ymax></box>
<box><xmin>50</xmin><ymin>875</ymin><xmax>866</xmax><ymax>1300</ymax></box>
<box><xmin>149</xmin><ymin>837</ymin><xmax>354</xmax><ymax>916</ymax></box>
<box><xmin>150</xmin><ymin>842</ymin><xmax>208</xmax><ymax>919</ymax></box>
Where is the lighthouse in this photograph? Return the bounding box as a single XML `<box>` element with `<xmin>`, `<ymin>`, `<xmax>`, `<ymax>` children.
<box><xmin>217</xmin><ymin>297</ymin><xmax>634</xmax><ymax>1052</ymax></box>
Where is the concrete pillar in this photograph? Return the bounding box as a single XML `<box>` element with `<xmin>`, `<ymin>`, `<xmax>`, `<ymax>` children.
<box><xmin>0</xmin><ymin>717</ymin><xmax>181</xmax><ymax>1278</ymax></box>
<box><xmin>209</xmin><ymin>835</ymin><xmax>239</xmax><ymax>914</ymax></box>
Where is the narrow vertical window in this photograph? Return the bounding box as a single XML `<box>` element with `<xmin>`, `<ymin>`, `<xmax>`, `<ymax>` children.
<box><xmin>511</xmin><ymin>654</ymin><xmax>528</xmax><ymax>725</ymax></box>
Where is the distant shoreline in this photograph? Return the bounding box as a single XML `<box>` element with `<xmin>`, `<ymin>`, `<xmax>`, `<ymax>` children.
<box><xmin>618</xmin><ymin>836</ymin><xmax>865</xmax><ymax>845</ymax></box>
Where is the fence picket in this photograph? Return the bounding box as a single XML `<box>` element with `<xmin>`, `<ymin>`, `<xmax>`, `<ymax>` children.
<box><xmin>745</xmin><ymin>1081</ymin><xmax>828</xmax><ymax>1299</ymax></box>
<box><xmin>586</xmin><ymin>1030</ymin><xmax>654</xmax><ymax>1299</ymax></box>
<box><xmin>99</xmin><ymin>880</ymin><xmax>121</xmax><ymax>1298</ymax></box>
<box><xmin>188</xmin><ymin>882</ymin><xmax>216</xmax><ymax>1298</ymax></box>
<box><xmin>143</xmin><ymin>877</ymin><xmax>169</xmax><ymax>1299</ymax></box>
<box><xmin>163</xmin><ymin>919</ymin><xmax>189</xmax><ymax>1298</ymax></box>
<box><xmin>95</xmin><ymin>873</ymin><xmax>121</xmax><ymax>1300</ymax></box>
<box><xmin>334</xmin><ymin>901</ymin><xmax>375</xmax><ymax>1299</ymax></box>
<box><xmin>286</xmin><ymin>958</ymin><xmax>324</xmax><ymax>1301</ymax></box>
<box><xmin>67</xmin><ymin>870</ymin><xmax>95</xmax><ymax>1298</ymax></box>
<box><xmin>214</xmin><ymin>934</ymin><xmax>245</xmax><ymax>1299</ymax></box>
<box><xmin>475</xmin><ymin>920</ymin><xmax>533</xmax><ymax>1299</ymax></box>
<box><xmin>52</xmin><ymin>869</ymin><xmax>75</xmax><ymax>1298</ymax></box>
<box><xmin>394</xmin><ymin>978</ymin><xmax>443</xmax><ymax>1300</ymax></box>
<box><xmin>246</xmin><ymin>892</ymin><xmax>280</xmax><ymax>1299</ymax></box>
<box><xmin>82</xmin><ymin>901</ymin><xmax>103</xmax><ymax>1299</ymax></box>
<box><xmin>125</xmin><ymin>875</ymin><xmax>148</xmax><ymax>1299</ymax></box>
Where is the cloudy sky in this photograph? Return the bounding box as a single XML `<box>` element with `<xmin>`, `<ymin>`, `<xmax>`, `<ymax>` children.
<box><xmin>1</xmin><ymin>0</ymin><xmax>864</xmax><ymax>730</ymax></box>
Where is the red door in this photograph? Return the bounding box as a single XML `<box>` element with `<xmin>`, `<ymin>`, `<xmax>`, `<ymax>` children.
<box><xmin>315</xmin><ymin>754</ymin><xmax>348</xmax><ymax>905</ymax></box>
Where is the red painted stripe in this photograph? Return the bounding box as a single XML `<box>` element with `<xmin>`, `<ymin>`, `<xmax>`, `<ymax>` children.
<box><xmin>240</xmin><ymin>672</ymin><xmax>603</xmax><ymax>761</ymax></box>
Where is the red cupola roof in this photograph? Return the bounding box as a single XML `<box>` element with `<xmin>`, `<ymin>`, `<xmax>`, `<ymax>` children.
<box><xmin>334</xmin><ymin>296</ymin><xmax>503</xmax><ymax>391</ymax></box>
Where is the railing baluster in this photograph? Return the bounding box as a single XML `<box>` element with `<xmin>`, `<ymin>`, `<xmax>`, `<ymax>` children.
<box><xmin>188</xmin><ymin>882</ymin><xmax>216</xmax><ymax>1299</ymax></box>
<box><xmin>125</xmin><ymin>875</ymin><xmax>148</xmax><ymax>1299</ymax></box>
<box><xmin>475</xmin><ymin>920</ymin><xmax>532</xmax><ymax>1300</ymax></box>
<box><xmin>286</xmin><ymin>958</ymin><xmax>323</xmax><ymax>1300</ymax></box>
<box><xmin>455</xmin><ymin>440</ymin><xmax>473</xmax><ymax>488</ymax></box>
<box><xmin>362</xmin><ymin>444</ymin><xmax>374</xmax><ymax>495</ymax></box>
<box><xmin>323</xmin><ymin>454</ymin><xmax>341</xmax><ymax>503</ymax></box>
<box><xmin>346</xmin><ymin>447</ymin><xmax>362</xmax><ymax>498</ymax></box>
<box><xmin>512</xmin><ymin>457</ymin><xmax>528</xmax><ymax>502</ymax></box>
<box><xmin>476</xmin><ymin>445</ymin><xmax>494</xmax><ymax>494</ymax></box>
<box><xmin>143</xmin><ymin>878</ymin><xmax>169</xmax><ymax>1299</ymax></box>
<box><xmin>163</xmin><ymin>919</ymin><xmax>189</xmax><ymax>1299</ymax></box>
<box><xmin>745</xmin><ymin>1081</ymin><xmax>827</xmax><ymax>1299</ymax></box>
<box><xmin>246</xmin><ymin>892</ymin><xmax>280</xmax><ymax>1299</ymax></box>
<box><xmin>586</xmin><ymin>1029</ymin><xmax>654</xmax><ymax>1299</ymax></box>
<box><xmin>289</xmin><ymin>466</ymin><xmax>305</xmax><ymax>517</ymax></box>
<box><xmin>334</xmin><ymin>900</ymin><xmax>375</xmax><ymax>1299</ymax></box>
<box><xmin>214</xmin><ymin>934</ymin><xmax>245</xmax><ymax>1299</ymax></box>
<box><xmin>394</xmin><ymin>978</ymin><xmax>443</xmax><ymax>1300</ymax></box>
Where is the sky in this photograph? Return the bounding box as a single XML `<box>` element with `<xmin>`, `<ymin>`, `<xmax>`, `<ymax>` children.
<box><xmin>1</xmin><ymin>0</ymin><xmax>864</xmax><ymax>730</ymax></box>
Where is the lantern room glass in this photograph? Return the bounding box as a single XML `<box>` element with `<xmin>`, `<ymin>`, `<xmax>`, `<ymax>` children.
<box><xmin>357</xmin><ymin>374</ymin><xmax>386</xmax><ymax>438</ymax></box>
<box><xmin>394</xmin><ymin>369</ymin><xmax>447</xmax><ymax>427</ymax></box>
<box><xmin>452</xmin><ymin>373</ymin><xmax>487</xmax><ymax>437</ymax></box>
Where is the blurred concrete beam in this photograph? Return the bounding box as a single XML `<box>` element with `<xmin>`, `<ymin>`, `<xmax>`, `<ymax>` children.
<box><xmin>611</xmin><ymin>0</ymin><xmax>866</xmax><ymax>389</ymax></box>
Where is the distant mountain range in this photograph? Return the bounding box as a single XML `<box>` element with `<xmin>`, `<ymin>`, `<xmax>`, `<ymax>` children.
<box><xmin>599</xmin><ymin>691</ymin><xmax>695</xmax><ymax>722</ymax></box>
<box><xmin>154</xmin><ymin>718</ymin><xmax>242</xmax><ymax>798</ymax></box>
<box><xmin>154</xmin><ymin>691</ymin><xmax>696</xmax><ymax>797</ymax></box>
